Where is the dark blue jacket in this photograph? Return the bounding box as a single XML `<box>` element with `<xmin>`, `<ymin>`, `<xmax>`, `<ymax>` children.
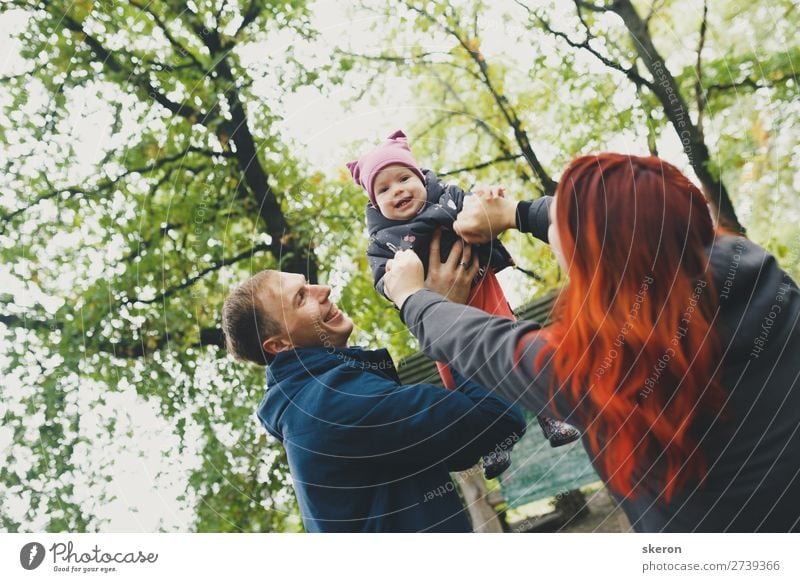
<box><xmin>257</xmin><ymin>346</ymin><xmax>526</xmax><ymax>532</ymax></box>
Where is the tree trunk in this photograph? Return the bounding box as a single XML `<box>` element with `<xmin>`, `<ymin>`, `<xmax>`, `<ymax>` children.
<box><xmin>212</xmin><ymin>54</ymin><xmax>319</xmax><ymax>281</ymax></box>
<box><xmin>612</xmin><ymin>0</ymin><xmax>745</xmax><ymax>234</ymax></box>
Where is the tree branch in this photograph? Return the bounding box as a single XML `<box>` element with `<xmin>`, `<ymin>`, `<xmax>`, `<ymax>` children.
<box><xmin>694</xmin><ymin>0</ymin><xmax>708</xmax><ymax>138</ymax></box>
<box><xmin>426</xmin><ymin>70</ymin><xmax>534</xmax><ymax>185</ymax></box>
<box><xmin>405</xmin><ymin>1</ymin><xmax>556</xmax><ymax>194</ymax></box>
<box><xmin>0</xmin><ymin>308</ymin><xmax>225</xmax><ymax>358</ymax></box>
<box><xmin>196</xmin><ymin>24</ymin><xmax>319</xmax><ymax>280</ymax></box>
<box><xmin>0</xmin><ymin>146</ymin><xmax>226</xmax><ymax>229</ymax></box>
<box><xmin>59</xmin><ymin>10</ymin><xmax>212</xmax><ymax>125</ymax></box>
<box><xmin>335</xmin><ymin>48</ymin><xmax>484</xmax><ymax>84</ymax></box>
<box><xmin>234</xmin><ymin>0</ymin><xmax>261</xmax><ymax>38</ymax></box>
<box><xmin>644</xmin><ymin>0</ymin><xmax>665</xmax><ymax>30</ymax></box>
<box><xmin>522</xmin><ymin>0</ymin><xmax>654</xmax><ymax>91</ymax></box>
<box><xmin>439</xmin><ymin>154</ymin><xmax>525</xmax><ymax>177</ymax></box>
<box><xmin>705</xmin><ymin>74</ymin><xmax>791</xmax><ymax>98</ymax></box>
<box><xmin>575</xmin><ymin>0</ymin><xmax>611</xmax><ymax>13</ymax></box>
<box><xmin>415</xmin><ymin>111</ymin><xmax>460</xmax><ymax>139</ymax></box>
<box><xmin>129</xmin><ymin>0</ymin><xmax>207</xmax><ymax>72</ymax></box>
<box><xmin>132</xmin><ymin>242</ymin><xmax>272</xmax><ymax>305</ymax></box>
<box><xmin>0</xmin><ymin>69</ymin><xmax>38</xmax><ymax>83</ymax></box>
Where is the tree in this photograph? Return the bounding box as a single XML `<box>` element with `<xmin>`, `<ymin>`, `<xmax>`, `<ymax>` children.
<box><xmin>527</xmin><ymin>0</ymin><xmax>794</xmax><ymax>233</ymax></box>
<box><xmin>0</xmin><ymin>0</ymin><xmax>371</xmax><ymax>532</ymax></box>
<box><xmin>342</xmin><ymin>0</ymin><xmax>798</xmax><ymax>239</ymax></box>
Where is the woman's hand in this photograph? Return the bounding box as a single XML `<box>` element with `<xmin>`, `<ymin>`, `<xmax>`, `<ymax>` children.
<box><xmin>453</xmin><ymin>188</ymin><xmax>518</xmax><ymax>244</ymax></box>
<box><xmin>424</xmin><ymin>229</ymin><xmax>478</xmax><ymax>305</ymax></box>
<box><xmin>384</xmin><ymin>249</ymin><xmax>425</xmax><ymax>310</ymax></box>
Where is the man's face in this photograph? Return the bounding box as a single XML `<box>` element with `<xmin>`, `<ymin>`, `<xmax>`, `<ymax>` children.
<box><xmin>261</xmin><ymin>272</ymin><xmax>354</xmax><ymax>355</ymax></box>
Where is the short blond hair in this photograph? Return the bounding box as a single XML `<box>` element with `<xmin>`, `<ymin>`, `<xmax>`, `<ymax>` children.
<box><xmin>221</xmin><ymin>270</ymin><xmax>283</xmax><ymax>365</ymax></box>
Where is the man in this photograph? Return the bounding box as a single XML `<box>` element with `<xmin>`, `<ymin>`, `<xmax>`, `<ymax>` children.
<box><xmin>221</xmin><ymin>241</ymin><xmax>525</xmax><ymax>532</ymax></box>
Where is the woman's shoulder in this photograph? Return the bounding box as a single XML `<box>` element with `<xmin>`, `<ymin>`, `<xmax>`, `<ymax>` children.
<box><xmin>710</xmin><ymin>232</ymin><xmax>767</xmax><ymax>259</ymax></box>
<box><xmin>708</xmin><ymin>233</ymin><xmax>799</xmax><ymax>355</ymax></box>
<box><xmin>708</xmin><ymin>233</ymin><xmax>785</xmax><ymax>296</ymax></box>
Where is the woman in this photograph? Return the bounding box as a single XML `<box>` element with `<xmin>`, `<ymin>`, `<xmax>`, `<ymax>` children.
<box><xmin>383</xmin><ymin>153</ymin><xmax>800</xmax><ymax>532</ymax></box>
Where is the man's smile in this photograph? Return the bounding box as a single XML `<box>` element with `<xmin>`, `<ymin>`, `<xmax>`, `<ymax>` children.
<box><xmin>323</xmin><ymin>305</ymin><xmax>342</xmax><ymax>323</ymax></box>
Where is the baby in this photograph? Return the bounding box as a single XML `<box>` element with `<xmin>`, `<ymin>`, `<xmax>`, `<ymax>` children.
<box><xmin>347</xmin><ymin>130</ymin><xmax>580</xmax><ymax>478</ymax></box>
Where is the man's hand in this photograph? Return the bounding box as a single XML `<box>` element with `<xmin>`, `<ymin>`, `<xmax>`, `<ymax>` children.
<box><xmin>384</xmin><ymin>229</ymin><xmax>480</xmax><ymax>310</ymax></box>
<box><xmin>384</xmin><ymin>249</ymin><xmax>425</xmax><ymax>310</ymax></box>
<box><xmin>424</xmin><ymin>229</ymin><xmax>478</xmax><ymax>305</ymax></box>
<box><xmin>453</xmin><ymin>188</ymin><xmax>518</xmax><ymax>244</ymax></box>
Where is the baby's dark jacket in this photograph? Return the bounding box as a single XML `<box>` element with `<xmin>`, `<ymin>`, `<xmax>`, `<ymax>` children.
<box><xmin>366</xmin><ymin>169</ymin><xmax>516</xmax><ymax>301</ymax></box>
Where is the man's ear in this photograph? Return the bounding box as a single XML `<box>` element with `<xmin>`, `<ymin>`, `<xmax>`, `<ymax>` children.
<box><xmin>262</xmin><ymin>333</ymin><xmax>293</xmax><ymax>357</ymax></box>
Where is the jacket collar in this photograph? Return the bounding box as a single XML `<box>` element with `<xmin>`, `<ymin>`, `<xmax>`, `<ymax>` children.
<box><xmin>266</xmin><ymin>345</ymin><xmax>399</xmax><ymax>385</ymax></box>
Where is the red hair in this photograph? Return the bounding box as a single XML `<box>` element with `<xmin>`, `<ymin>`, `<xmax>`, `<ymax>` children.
<box><xmin>538</xmin><ymin>154</ymin><xmax>726</xmax><ymax>503</ymax></box>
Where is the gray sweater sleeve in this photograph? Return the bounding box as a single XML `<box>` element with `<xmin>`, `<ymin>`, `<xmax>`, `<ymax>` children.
<box><xmin>400</xmin><ymin>289</ymin><xmax>576</xmax><ymax>421</ymax></box>
<box><xmin>516</xmin><ymin>197</ymin><xmax>553</xmax><ymax>243</ymax></box>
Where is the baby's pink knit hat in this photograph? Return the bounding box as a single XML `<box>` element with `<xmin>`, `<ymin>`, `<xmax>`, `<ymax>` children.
<box><xmin>346</xmin><ymin>130</ymin><xmax>425</xmax><ymax>208</ymax></box>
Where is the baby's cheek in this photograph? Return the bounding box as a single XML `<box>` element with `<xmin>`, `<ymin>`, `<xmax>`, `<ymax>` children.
<box><xmin>378</xmin><ymin>202</ymin><xmax>395</xmax><ymax>218</ymax></box>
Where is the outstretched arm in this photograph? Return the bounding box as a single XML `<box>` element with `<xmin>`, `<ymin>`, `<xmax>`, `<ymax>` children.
<box><xmin>399</xmin><ymin>289</ymin><xmax>567</xmax><ymax>420</ymax></box>
<box><xmin>383</xmin><ymin>245</ymin><xmax>572</xmax><ymax>421</ymax></box>
<box><xmin>329</xmin><ymin>367</ymin><xmax>526</xmax><ymax>472</ymax></box>
<box><xmin>453</xmin><ymin>193</ymin><xmax>552</xmax><ymax>244</ymax></box>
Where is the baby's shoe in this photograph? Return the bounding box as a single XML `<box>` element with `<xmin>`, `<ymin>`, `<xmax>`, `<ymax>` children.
<box><xmin>538</xmin><ymin>416</ymin><xmax>581</xmax><ymax>447</ymax></box>
<box><xmin>482</xmin><ymin>449</ymin><xmax>512</xmax><ymax>480</ymax></box>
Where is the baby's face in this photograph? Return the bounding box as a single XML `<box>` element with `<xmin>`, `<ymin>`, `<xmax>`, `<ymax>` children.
<box><xmin>373</xmin><ymin>165</ymin><xmax>426</xmax><ymax>220</ymax></box>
